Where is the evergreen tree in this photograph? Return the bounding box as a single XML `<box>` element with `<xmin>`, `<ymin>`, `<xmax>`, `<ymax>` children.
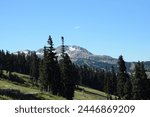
<box><xmin>124</xmin><ymin>77</ymin><xmax>132</xmax><ymax>99</ymax></box>
<box><xmin>79</xmin><ymin>65</ymin><xmax>89</xmax><ymax>86</ymax></box>
<box><xmin>132</xmin><ymin>62</ymin><xmax>143</xmax><ymax>99</ymax></box>
<box><xmin>0</xmin><ymin>50</ymin><xmax>5</xmax><ymax>76</ymax></box>
<box><xmin>60</xmin><ymin>54</ymin><xmax>76</xmax><ymax>99</ymax></box>
<box><xmin>17</xmin><ymin>53</ymin><xmax>27</xmax><ymax>74</ymax></box>
<box><xmin>141</xmin><ymin>62</ymin><xmax>147</xmax><ymax>79</ymax></box>
<box><xmin>72</xmin><ymin>64</ymin><xmax>80</xmax><ymax>88</ymax></box>
<box><xmin>61</xmin><ymin>36</ymin><xmax>65</xmax><ymax>58</ymax></box>
<box><xmin>132</xmin><ymin>62</ymin><xmax>148</xmax><ymax>99</ymax></box>
<box><xmin>141</xmin><ymin>62</ymin><xmax>149</xmax><ymax>99</ymax></box>
<box><xmin>40</xmin><ymin>46</ymin><xmax>50</xmax><ymax>91</ymax></box>
<box><xmin>111</xmin><ymin>66</ymin><xmax>117</xmax><ymax>95</ymax></box>
<box><xmin>5</xmin><ymin>51</ymin><xmax>13</xmax><ymax>76</ymax></box>
<box><xmin>117</xmin><ymin>55</ymin><xmax>128</xmax><ymax>99</ymax></box>
<box><xmin>30</xmin><ymin>52</ymin><xmax>39</xmax><ymax>85</ymax></box>
<box><xmin>105</xmin><ymin>71</ymin><xmax>112</xmax><ymax>95</ymax></box>
<box><xmin>47</xmin><ymin>36</ymin><xmax>61</xmax><ymax>95</ymax></box>
<box><xmin>60</xmin><ymin>37</ymin><xmax>76</xmax><ymax>100</ymax></box>
<box><xmin>39</xmin><ymin>36</ymin><xmax>61</xmax><ymax>95</ymax></box>
<box><xmin>25</xmin><ymin>55</ymin><xmax>32</xmax><ymax>75</ymax></box>
<box><xmin>118</xmin><ymin>55</ymin><xmax>126</xmax><ymax>74</ymax></box>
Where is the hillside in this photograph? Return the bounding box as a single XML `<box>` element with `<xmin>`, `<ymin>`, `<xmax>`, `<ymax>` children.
<box><xmin>0</xmin><ymin>72</ymin><xmax>112</xmax><ymax>100</ymax></box>
<box><xmin>0</xmin><ymin>72</ymin><xmax>64</xmax><ymax>100</ymax></box>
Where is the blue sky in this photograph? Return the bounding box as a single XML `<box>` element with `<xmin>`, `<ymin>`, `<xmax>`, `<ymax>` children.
<box><xmin>0</xmin><ymin>0</ymin><xmax>150</xmax><ymax>61</ymax></box>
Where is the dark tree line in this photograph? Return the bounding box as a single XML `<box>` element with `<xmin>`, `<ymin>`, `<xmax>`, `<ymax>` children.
<box><xmin>0</xmin><ymin>36</ymin><xmax>150</xmax><ymax>100</ymax></box>
<box><xmin>0</xmin><ymin>50</ymin><xmax>33</xmax><ymax>76</ymax></box>
<box><xmin>77</xmin><ymin>64</ymin><xmax>117</xmax><ymax>96</ymax></box>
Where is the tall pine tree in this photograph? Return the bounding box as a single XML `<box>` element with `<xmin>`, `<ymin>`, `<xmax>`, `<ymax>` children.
<box><xmin>117</xmin><ymin>55</ymin><xmax>129</xmax><ymax>99</ymax></box>
<box><xmin>132</xmin><ymin>62</ymin><xmax>148</xmax><ymax>99</ymax></box>
<box><xmin>124</xmin><ymin>77</ymin><xmax>132</xmax><ymax>100</ymax></box>
<box><xmin>59</xmin><ymin>36</ymin><xmax>76</xmax><ymax>100</ymax></box>
<box><xmin>39</xmin><ymin>36</ymin><xmax>61</xmax><ymax>95</ymax></box>
<box><xmin>30</xmin><ymin>52</ymin><xmax>39</xmax><ymax>85</ymax></box>
<box><xmin>132</xmin><ymin>62</ymin><xmax>143</xmax><ymax>99</ymax></box>
<box><xmin>39</xmin><ymin>46</ymin><xmax>49</xmax><ymax>91</ymax></box>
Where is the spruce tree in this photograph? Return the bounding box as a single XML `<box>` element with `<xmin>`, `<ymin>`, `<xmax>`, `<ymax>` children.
<box><xmin>132</xmin><ymin>62</ymin><xmax>143</xmax><ymax>99</ymax></box>
<box><xmin>117</xmin><ymin>55</ymin><xmax>128</xmax><ymax>99</ymax></box>
<box><xmin>111</xmin><ymin>66</ymin><xmax>117</xmax><ymax>95</ymax></box>
<box><xmin>61</xmin><ymin>54</ymin><xmax>76</xmax><ymax>99</ymax></box>
<box><xmin>60</xmin><ymin>37</ymin><xmax>76</xmax><ymax>100</ymax></box>
<box><xmin>72</xmin><ymin>64</ymin><xmax>80</xmax><ymax>88</ymax></box>
<box><xmin>105</xmin><ymin>71</ymin><xmax>112</xmax><ymax>95</ymax></box>
<box><xmin>39</xmin><ymin>36</ymin><xmax>61</xmax><ymax>95</ymax></box>
<box><xmin>132</xmin><ymin>62</ymin><xmax>148</xmax><ymax>99</ymax></box>
<box><xmin>61</xmin><ymin>36</ymin><xmax>65</xmax><ymax>58</ymax></box>
<box><xmin>39</xmin><ymin>47</ymin><xmax>49</xmax><ymax>91</ymax></box>
<box><xmin>140</xmin><ymin>62</ymin><xmax>149</xmax><ymax>99</ymax></box>
<box><xmin>30</xmin><ymin>52</ymin><xmax>39</xmax><ymax>85</ymax></box>
<box><xmin>5</xmin><ymin>51</ymin><xmax>12</xmax><ymax>76</ymax></box>
<box><xmin>0</xmin><ymin>50</ymin><xmax>5</xmax><ymax>76</ymax></box>
<box><xmin>124</xmin><ymin>77</ymin><xmax>132</xmax><ymax>99</ymax></box>
<box><xmin>47</xmin><ymin>36</ymin><xmax>61</xmax><ymax>95</ymax></box>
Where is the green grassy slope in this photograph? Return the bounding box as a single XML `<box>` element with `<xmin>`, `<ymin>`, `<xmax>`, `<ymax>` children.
<box><xmin>0</xmin><ymin>72</ymin><xmax>64</xmax><ymax>100</ymax></box>
<box><xmin>75</xmin><ymin>86</ymin><xmax>116</xmax><ymax>100</ymax></box>
<box><xmin>0</xmin><ymin>72</ymin><xmax>113</xmax><ymax>100</ymax></box>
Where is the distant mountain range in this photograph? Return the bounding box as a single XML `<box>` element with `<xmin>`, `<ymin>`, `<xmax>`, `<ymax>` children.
<box><xmin>13</xmin><ymin>45</ymin><xmax>150</xmax><ymax>72</ymax></box>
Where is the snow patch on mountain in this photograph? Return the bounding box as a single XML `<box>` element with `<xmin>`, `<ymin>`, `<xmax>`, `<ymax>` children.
<box><xmin>69</xmin><ymin>46</ymin><xmax>76</xmax><ymax>51</ymax></box>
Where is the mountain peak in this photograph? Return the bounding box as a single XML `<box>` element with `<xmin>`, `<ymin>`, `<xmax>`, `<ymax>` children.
<box><xmin>14</xmin><ymin>45</ymin><xmax>118</xmax><ymax>69</ymax></box>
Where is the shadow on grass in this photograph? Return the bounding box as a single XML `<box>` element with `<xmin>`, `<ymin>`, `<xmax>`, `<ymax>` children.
<box><xmin>1</xmin><ymin>74</ymin><xmax>25</xmax><ymax>85</ymax></box>
<box><xmin>0</xmin><ymin>89</ymin><xmax>41</xmax><ymax>100</ymax></box>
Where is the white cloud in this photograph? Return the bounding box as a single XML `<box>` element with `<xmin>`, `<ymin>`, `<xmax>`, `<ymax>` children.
<box><xmin>74</xmin><ymin>26</ymin><xmax>81</xmax><ymax>30</ymax></box>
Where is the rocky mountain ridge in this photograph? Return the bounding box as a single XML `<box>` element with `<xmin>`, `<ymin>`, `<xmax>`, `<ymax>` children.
<box><xmin>13</xmin><ymin>45</ymin><xmax>150</xmax><ymax>71</ymax></box>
